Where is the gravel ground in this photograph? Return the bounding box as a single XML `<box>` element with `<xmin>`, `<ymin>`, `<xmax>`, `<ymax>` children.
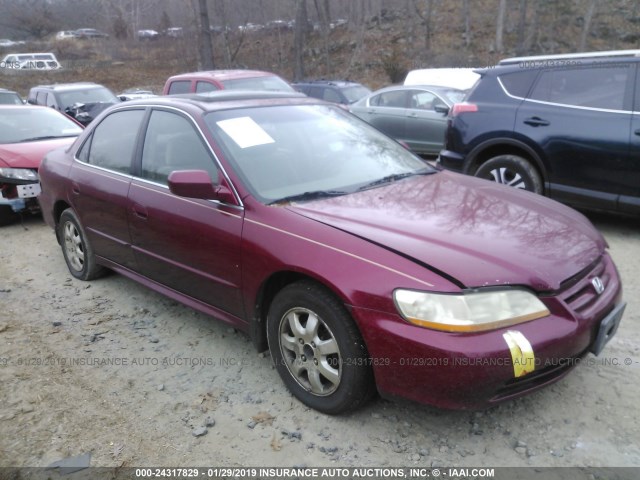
<box><xmin>0</xmin><ymin>212</ymin><xmax>638</xmax><ymax>469</ymax></box>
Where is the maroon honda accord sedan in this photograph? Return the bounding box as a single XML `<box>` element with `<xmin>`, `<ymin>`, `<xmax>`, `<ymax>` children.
<box><xmin>38</xmin><ymin>91</ymin><xmax>625</xmax><ymax>414</ymax></box>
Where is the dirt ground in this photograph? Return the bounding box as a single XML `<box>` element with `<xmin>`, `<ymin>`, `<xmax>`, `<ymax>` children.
<box><xmin>0</xmin><ymin>211</ymin><xmax>639</xmax><ymax>469</ymax></box>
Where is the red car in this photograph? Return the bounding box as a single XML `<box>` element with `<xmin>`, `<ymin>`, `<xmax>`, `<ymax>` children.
<box><xmin>0</xmin><ymin>105</ymin><xmax>82</xmax><ymax>225</ymax></box>
<box><xmin>162</xmin><ymin>69</ymin><xmax>294</xmax><ymax>95</ymax></box>
<box><xmin>38</xmin><ymin>92</ymin><xmax>625</xmax><ymax>414</ymax></box>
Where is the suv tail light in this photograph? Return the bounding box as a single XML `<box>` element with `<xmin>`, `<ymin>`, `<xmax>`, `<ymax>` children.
<box><xmin>451</xmin><ymin>103</ymin><xmax>478</xmax><ymax>116</ymax></box>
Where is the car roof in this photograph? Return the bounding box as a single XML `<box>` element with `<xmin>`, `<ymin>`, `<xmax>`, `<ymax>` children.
<box><xmin>31</xmin><ymin>82</ymin><xmax>104</xmax><ymax>91</ymax></box>
<box><xmin>371</xmin><ymin>84</ymin><xmax>465</xmax><ymax>94</ymax></box>
<box><xmin>0</xmin><ymin>104</ymin><xmax>52</xmax><ymax>111</ymax></box>
<box><xmin>116</xmin><ymin>90</ymin><xmax>316</xmax><ymax>113</ymax></box>
<box><xmin>293</xmin><ymin>80</ymin><xmax>364</xmax><ymax>88</ymax></box>
<box><xmin>499</xmin><ymin>49</ymin><xmax>640</xmax><ymax>65</ymax></box>
<box><xmin>167</xmin><ymin>70</ymin><xmax>282</xmax><ymax>82</ymax></box>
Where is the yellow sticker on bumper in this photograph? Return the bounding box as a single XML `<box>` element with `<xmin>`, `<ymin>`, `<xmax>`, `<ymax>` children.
<box><xmin>503</xmin><ymin>330</ymin><xmax>535</xmax><ymax>378</ymax></box>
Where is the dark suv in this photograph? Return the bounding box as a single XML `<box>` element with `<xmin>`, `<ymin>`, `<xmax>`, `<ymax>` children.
<box><xmin>439</xmin><ymin>50</ymin><xmax>640</xmax><ymax>215</ymax></box>
<box><xmin>292</xmin><ymin>80</ymin><xmax>371</xmax><ymax>106</ymax></box>
<box><xmin>28</xmin><ymin>82</ymin><xmax>120</xmax><ymax>125</ymax></box>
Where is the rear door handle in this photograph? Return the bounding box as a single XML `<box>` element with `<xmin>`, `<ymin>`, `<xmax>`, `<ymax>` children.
<box><xmin>634</xmin><ymin>129</ymin><xmax>640</xmax><ymax>136</ymax></box>
<box><xmin>523</xmin><ymin>116</ymin><xmax>550</xmax><ymax>127</ymax></box>
<box><xmin>132</xmin><ymin>204</ymin><xmax>148</xmax><ymax>220</ymax></box>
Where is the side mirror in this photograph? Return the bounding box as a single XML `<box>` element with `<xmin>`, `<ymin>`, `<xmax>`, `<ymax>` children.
<box><xmin>168</xmin><ymin>170</ymin><xmax>236</xmax><ymax>204</ymax></box>
<box><xmin>434</xmin><ymin>104</ymin><xmax>450</xmax><ymax>115</ymax></box>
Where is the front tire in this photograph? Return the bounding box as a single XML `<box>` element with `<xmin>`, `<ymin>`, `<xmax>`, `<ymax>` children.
<box><xmin>58</xmin><ymin>209</ymin><xmax>106</xmax><ymax>281</ymax></box>
<box><xmin>267</xmin><ymin>281</ymin><xmax>374</xmax><ymax>414</ymax></box>
<box><xmin>475</xmin><ymin>154</ymin><xmax>543</xmax><ymax>194</ymax></box>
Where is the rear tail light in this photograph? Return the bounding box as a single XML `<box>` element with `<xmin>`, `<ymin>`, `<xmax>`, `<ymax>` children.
<box><xmin>451</xmin><ymin>102</ymin><xmax>478</xmax><ymax>116</ymax></box>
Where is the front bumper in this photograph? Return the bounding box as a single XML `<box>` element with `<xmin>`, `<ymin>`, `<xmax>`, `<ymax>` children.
<box><xmin>1</xmin><ymin>181</ymin><xmax>42</xmax><ymax>213</ymax></box>
<box><xmin>351</xmin><ymin>253</ymin><xmax>624</xmax><ymax>409</ymax></box>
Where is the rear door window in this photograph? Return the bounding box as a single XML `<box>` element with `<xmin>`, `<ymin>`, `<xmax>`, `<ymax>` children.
<box><xmin>84</xmin><ymin>109</ymin><xmax>145</xmax><ymax>174</ymax></box>
<box><xmin>196</xmin><ymin>81</ymin><xmax>218</xmax><ymax>93</ymax></box>
<box><xmin>370</xmin><ymin>90</ymin><xmax>409</xmax><ymax>108</ymax></box>
<box><xmin>529</xmin><ymin>65</ymin><xmax>631</xmax><ymax>110</ymax></box>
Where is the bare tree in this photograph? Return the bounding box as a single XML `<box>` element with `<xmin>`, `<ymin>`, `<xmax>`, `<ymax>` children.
<box><xmin>314</xmin><ymin>0</ymin><xmax>331</xmax><ymax>74</ymax></box>
<box><xmin>293</xmin><ymin>0</ymin><xmax>308</xmax><ymax>80</ymax></box>
<box><xmin>495</xmin><ymin>0</ymin><xmax>506</xmax><ymax>53</ymax></box>
<box><xmin>462</xmin><ymin>0</ymin><xmax>471</xmax><ymax>48</ymax></box>
<box><xmin>0</xmin><ymin>0</ymin><xmax>58</xmax><ymax>38</ymax></box>
<box><xmin>578</xmin><ymin>0</ymin><xmax>597</xmax><ymax>51</ymax></box>
<box><xmin>414</xmin><ymin>0</ymin><xmax>436</xmax><ymax>54</ymax></box>
<box><xmin>193</xmin><ymin>0</ymin><xmax>215</xmax><ymax>69</ymax></box>
<box><xmin>516</xmin><ymin>0</ymin><xmax>528</xmax><ymax>55</ymax></box>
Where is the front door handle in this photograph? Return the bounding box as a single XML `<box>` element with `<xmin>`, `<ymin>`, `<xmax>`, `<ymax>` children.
<box><xmin>523</xmin><ymin>116</ymin><xmax>550</xmax><ymax>127</ymax></box>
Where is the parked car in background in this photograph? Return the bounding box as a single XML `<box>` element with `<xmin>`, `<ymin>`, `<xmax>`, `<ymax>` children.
<box><xmin>1</xmin><ymin>52</ymin><xmax>61</xmax><ymax>70</ymax></box>
<box><xmin>118</xmin><ymin>88</ymin><xmax>156</xmax><ymax>101</ymax></box>
<box><xmin>163</xmin><ymin>70</ymin><xmax>295</xmax><ymax>95</ymax></box>
<box><xmin>28</xmin><ymin>82</ymin><xmax>120</xmax><ymax>126</ymax></box>
<box><xmin>75</xmin><ymin>28</ymin><xmax>109</xmax><ymax>39</ymax></box>
<box><xmin>0</xmin><ymin>89</ymin><xmax>24</xmax><ymax>105</ymax></box>
<box><xmin>292</xmin><ymin>80</ymin><xmax>371</xmax><ymax>106</ymax></box>
<box><xmin>351</xmin><ymin>84</ymin><xmax>465</xmax><ymax>156</ymax></box>
<box><xmin>0</xmin><ymin>39</ymin><xmax>17</xmax><ymax>47</ymax></box>
<box><xmin>55</xmin><ymin>30</ymin><xmax>79</xmax><ymax>40</ymax></box>
<box><xmin>404</xmin><ymin>68</ymin><xmax>480</xmax><ymax>91</ymax></box>
<box><xmin>0</xmin><ymin>105</ymin><xmax>82</xmax><ymax>225</ymax></box>
<box><xmin>38</xmin><ymin>91</ymin><xmax>624</xmax><ymax>414</ymax></box>
<box><xmin>164</xmin><ymin>27</ymin><xmax>184</xmax><ymax>38</ymax></box>
<box><xmin>439</xmin><ymin>49</ymin><xmax>640</xmax><ymax>215</ymax></box>
<box><xmin>136</xmin><ymin>29</ymin><xmax>159</xmax><ymax>40</ymax></box>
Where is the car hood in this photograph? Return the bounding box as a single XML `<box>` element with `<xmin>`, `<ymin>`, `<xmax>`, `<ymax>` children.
<box><xmin>286</xmin><ymin>171</ymin><xmax>604</xmax><ymax>291</ymax></box>
<box><xmin>0</xmin><ymin>137</ymin><xmax>76</xmax><ymax>169</ymax></box>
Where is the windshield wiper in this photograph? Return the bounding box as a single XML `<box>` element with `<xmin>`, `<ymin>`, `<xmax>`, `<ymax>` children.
<box><xmin>270</xmin><ymin>190</ymin><xmax>348</xmax><ymax>205</ymax></box>
<box><xmin>357</xmin><ymin>168</ymin><xmax>435</xmax><ymax>192</ymax></box>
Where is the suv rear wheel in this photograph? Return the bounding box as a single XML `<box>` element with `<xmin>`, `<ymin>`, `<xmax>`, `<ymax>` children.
<box><xmin>474</xmin><ymin>154</ymin><xmax>543</xmax><ymax>194</ymax></box>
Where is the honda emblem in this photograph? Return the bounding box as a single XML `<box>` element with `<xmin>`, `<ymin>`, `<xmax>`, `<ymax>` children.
<box><xmin>591</xmin><ymin>276</ymin><xmax>605</xmax><ymax>295</ymax></box>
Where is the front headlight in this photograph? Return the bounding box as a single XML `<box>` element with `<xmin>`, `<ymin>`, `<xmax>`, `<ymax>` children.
<box><xmin>394</xmin><ymin>289</ymin><xmax>550</xmax><ymax>332</ymax></box>
<box><xmin>0</xmin><ymin>168</ymin><xmax>39</xmax><ymax>182</ymax></box>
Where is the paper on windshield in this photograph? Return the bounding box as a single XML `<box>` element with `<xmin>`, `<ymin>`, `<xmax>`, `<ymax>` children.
<box><xmin>217</xmin><ymin>117</ymin><xmax>275</xmax><ymax>149</ymax></box>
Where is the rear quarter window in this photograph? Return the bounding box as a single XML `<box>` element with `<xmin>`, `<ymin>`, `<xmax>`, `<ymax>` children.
<box><xmin>498</xmin><ymin>70</ymin><xmax>538</xmax><ymax>98</ymax></box>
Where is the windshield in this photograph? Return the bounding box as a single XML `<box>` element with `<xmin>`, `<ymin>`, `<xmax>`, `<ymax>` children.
<box><xmin>441</xmin><ymin>89</ymin><xmax>466</xmax><ymax>104</ymax></box>
<box><xmin>58</xmin><ymin>87</ymin><xmax>118</xmax><ymax>108</ymax></box>
<box><xmin>221</xmin><ymin>76</ymin><xmax>295</xmax><ymax>92</ymax></box>
<box><xmin>0</xmin><ymin>92</ymin><xmax>23</xmax><ymax>105</ymax></box>
<box><xmin>0</xmin><ymin>107</ymin><xmax>82</xmax><ymax>144</ymax></box>
<box><xmin>205</xmin><ymin>104</ymin><xmax>434</xmax><ymax>203</ymax></box>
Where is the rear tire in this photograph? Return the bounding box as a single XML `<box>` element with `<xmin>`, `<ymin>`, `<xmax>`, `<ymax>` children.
<box><xmin>58</xmin><ymin>209</ymin><xmax>106</xmax><ymax>281</ymax></box>
<box><xmin>267</xmin><ymin>280</ymin><xmax>375</xmax><ymax>414</ymax></box>
<box><xmin>475</xmin><ymin>155</ymin><xmax>543</xmax><ymax>194</ymax></box>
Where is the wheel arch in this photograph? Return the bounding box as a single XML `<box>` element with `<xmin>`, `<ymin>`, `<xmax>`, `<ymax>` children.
<box><xmin>465</xmin><ymin>138</ymin><xmax>547</xmax><ymax>188</ymax></box>
<box><xmin>250</xmin><ymin>270</ymin><xmax>351</xmax><ymax>353</ymax></box>
<box><xmin>52</xmin><ymin>200</ymin><xmax>72</xmax><ymax>243</ymax></box>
